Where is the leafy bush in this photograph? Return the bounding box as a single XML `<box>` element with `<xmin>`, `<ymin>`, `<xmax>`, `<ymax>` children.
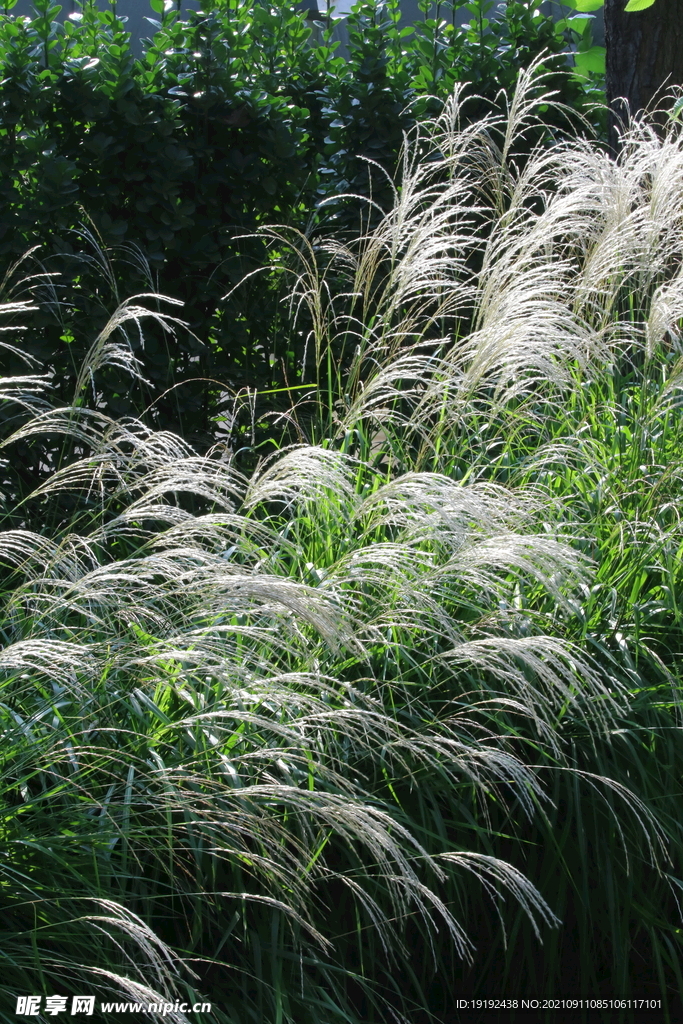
<box><xmin>2</xmin><ymin>71</ymin><xmax>683</xmax><ymax>1023</ymax></box>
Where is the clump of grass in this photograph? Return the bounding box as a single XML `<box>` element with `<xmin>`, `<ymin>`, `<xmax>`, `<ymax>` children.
<box><xmin>2</xmin><ymin>65</ymin><xmax>683</xmax><ymax>1024</ymax></box>
<box><xmin>0</xmin><ymin>296</ymin><xmax>641</xmax><ymax>1022</ymax></box>
<box><xmin>246</xmin><ymin>63</ymin><xmax>683</xmax><ymax>1017</ymax></box>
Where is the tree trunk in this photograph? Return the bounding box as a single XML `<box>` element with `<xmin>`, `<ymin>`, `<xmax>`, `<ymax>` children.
<box><xmin>605</xmin><ymin>0</ymin><xmax>683</xmax><ymax>152</ymax></box>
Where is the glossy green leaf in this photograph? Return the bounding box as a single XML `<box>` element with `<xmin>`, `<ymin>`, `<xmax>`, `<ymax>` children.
<box><xmin>574</xmin><ymin>45</ymin><xmax>606</xmax><ymax>76</ymax></box>
<box><xmin>564</xmin><ymin>0</ymin><xmax>605</xmax><ymax>11</ymax></box>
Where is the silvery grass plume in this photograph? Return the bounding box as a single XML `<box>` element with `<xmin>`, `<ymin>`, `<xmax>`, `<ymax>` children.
<box><xmin>1</xmin><ymin>289</ymin><xmax>669</xmax><ymax>1022</ymax></box>
<box><xmin>0</xmin><ymin>300</ymin><xmax>51</xmax><ymax>414</ymax></box>
<box><xmin>259</xmin><ymin>61</ymin><xmax>683</xmax><ymax>477</ymax></box>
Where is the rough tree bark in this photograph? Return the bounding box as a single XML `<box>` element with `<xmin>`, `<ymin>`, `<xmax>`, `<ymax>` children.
<box><xmin>605</xmin><ymin>0</ymin><xmax>683</xmax><ymax>152</ymax></box>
